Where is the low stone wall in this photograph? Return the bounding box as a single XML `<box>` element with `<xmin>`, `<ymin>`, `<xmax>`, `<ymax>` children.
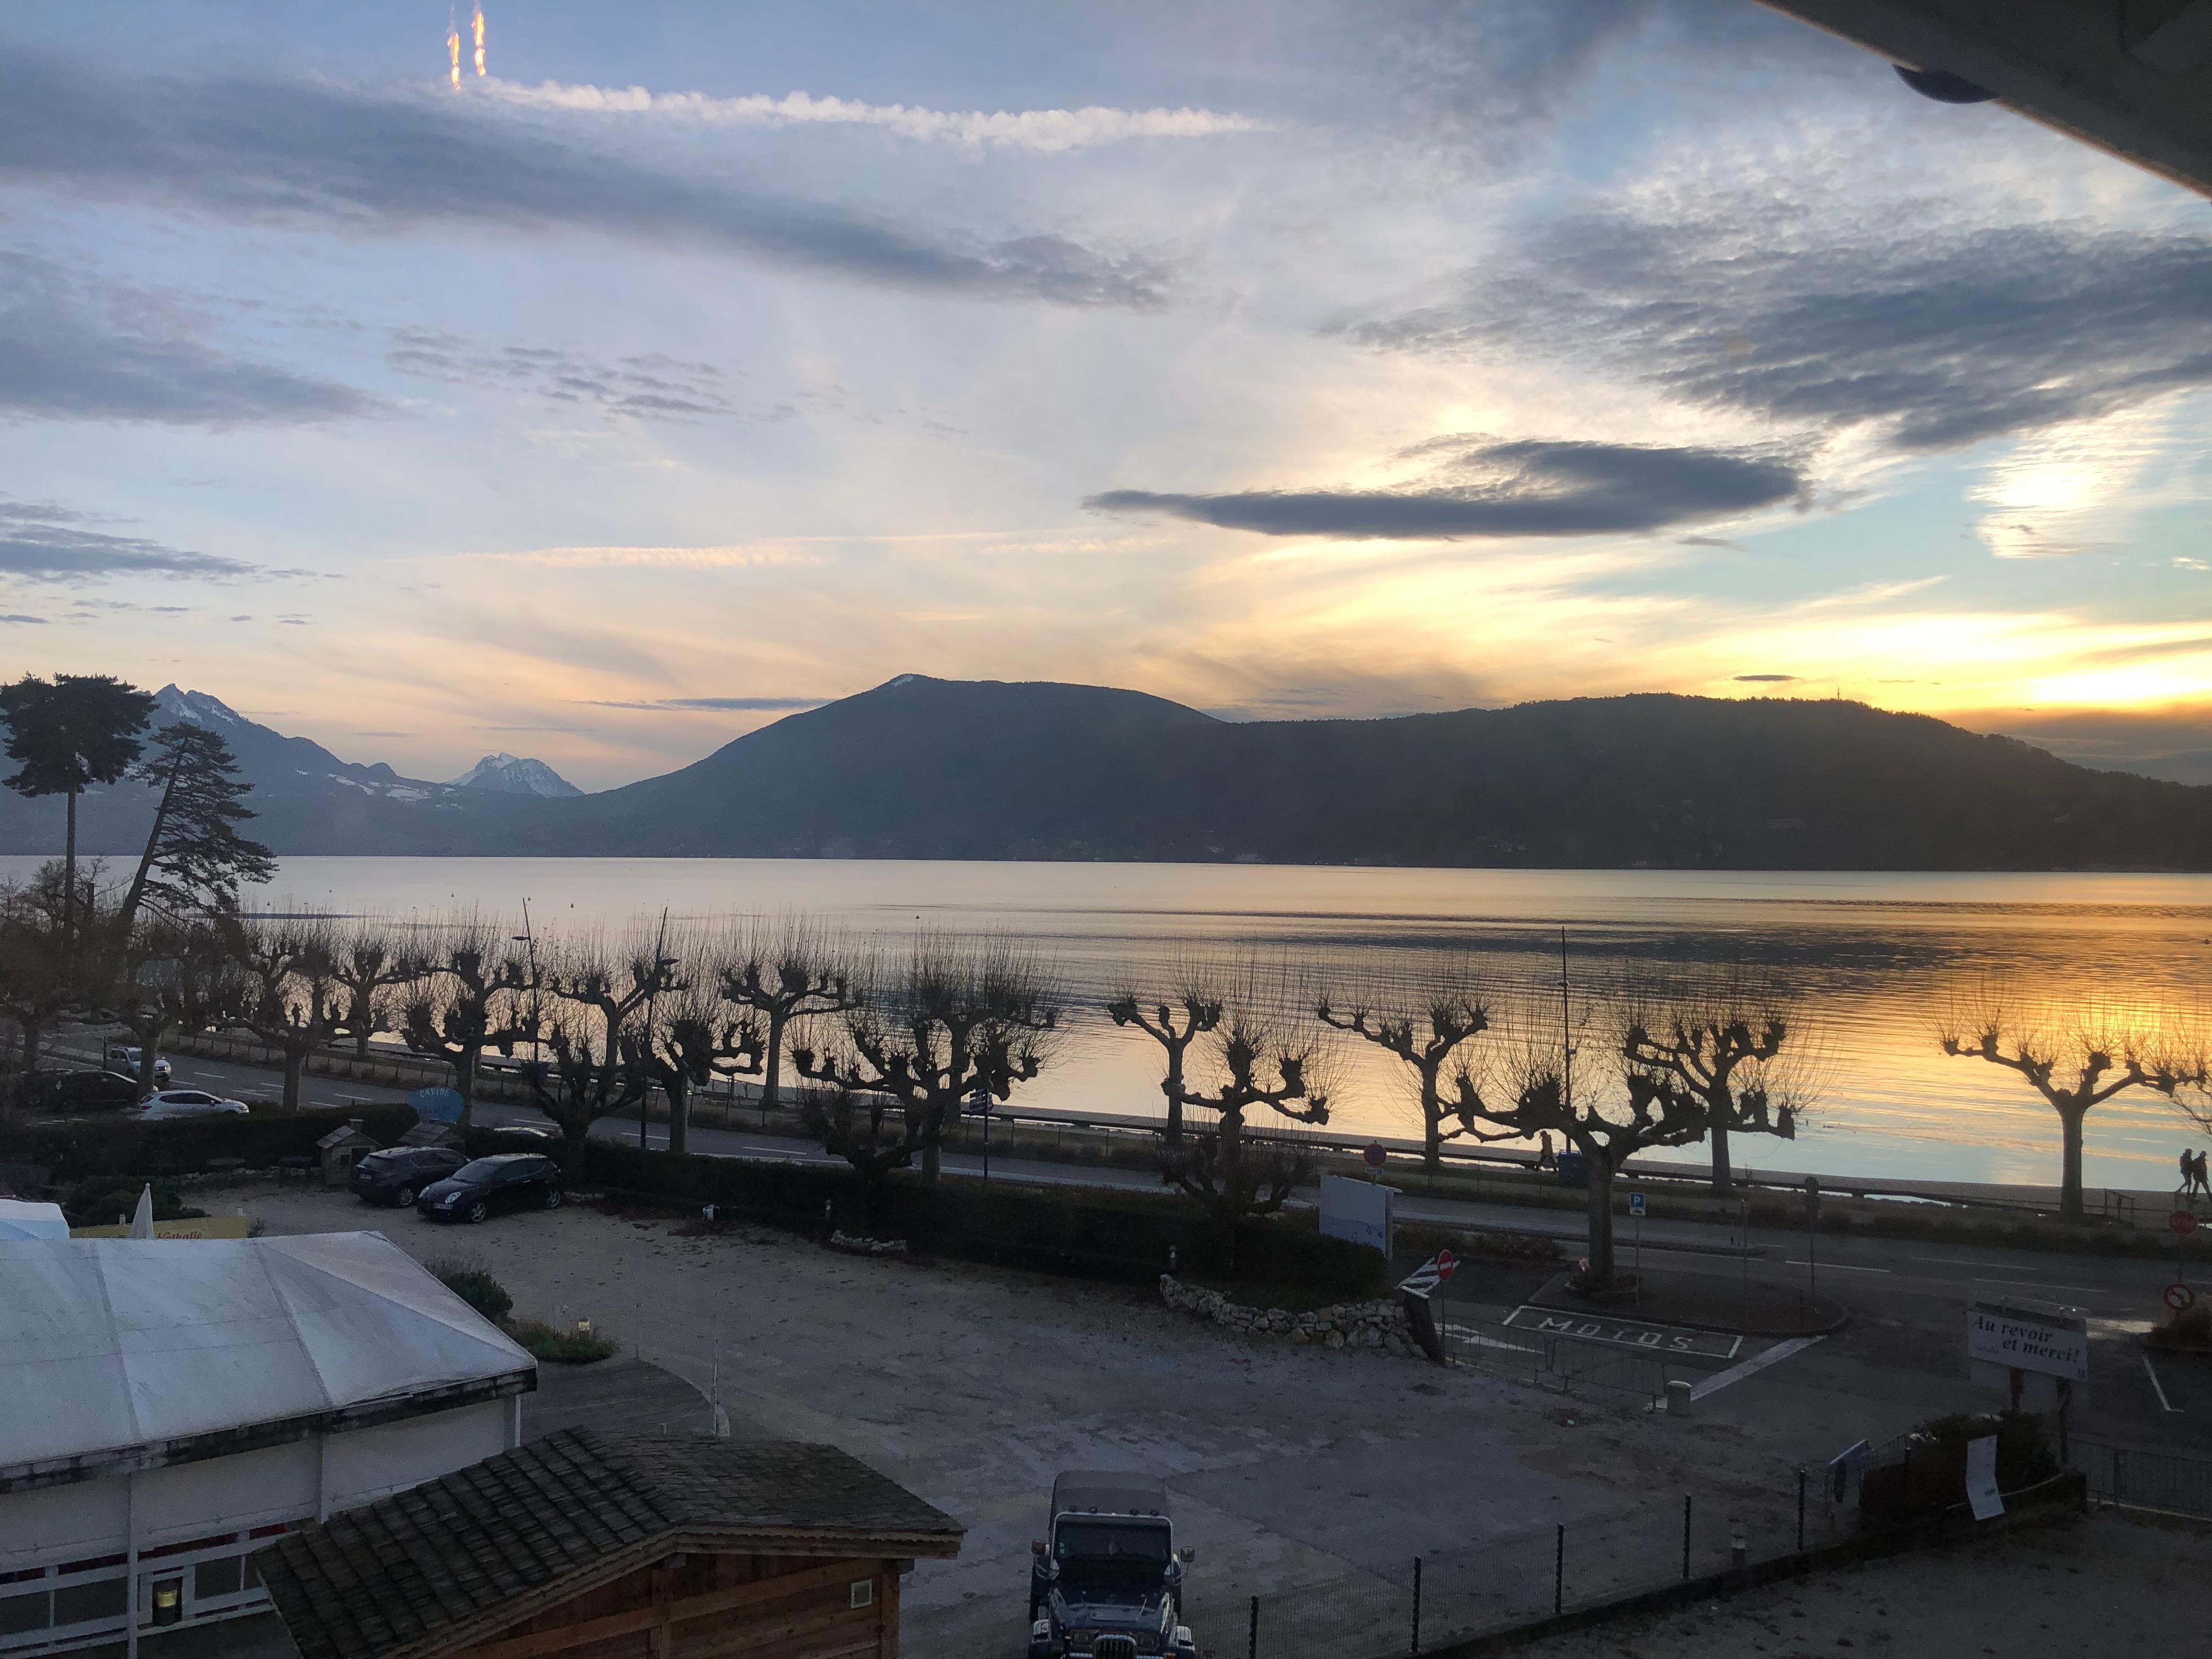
<box><xmin>1160</xmin><ymin>1275</ymin><xmax>1419</xmax><ymax>1357</ymax></box>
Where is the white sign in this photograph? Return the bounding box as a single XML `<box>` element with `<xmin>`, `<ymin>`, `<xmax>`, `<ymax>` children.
<box><xmin>1964</xmin><ymin>1435</ymin><xmax>2004</xmax><ymax>1521</ymax></box>
<box><xmin>1319</xmin><ymin>1173</ymin><xmax>1394</xmax><ymax>1256</ymax></box>
<box><xmin>1966</xmin><ymin>1303</ymin><xmax>2089</xmax><ymax>1383</ymax></box>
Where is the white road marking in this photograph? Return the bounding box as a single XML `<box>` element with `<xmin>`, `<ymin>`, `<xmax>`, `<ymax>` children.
<box><xmin>2143</xmin><ymin>1352</ymin><xmax>2181</xmax><ymax>1414</ymax></box>
<box><xmin>1785</xmin><ymin>1259</ymin><xmax>1890</xmax><ymax>1273</ymax></box>
<box><xmin>1687</xmin><ymin>1335</ymin><xmax>1825</xmax><ymax>1401</ymax></box>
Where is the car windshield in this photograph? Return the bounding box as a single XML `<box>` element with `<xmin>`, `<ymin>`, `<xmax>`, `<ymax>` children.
<box><xmin>454</xmin><ymin>1159</ymin><xmax>511</xmax><ymax>1181</ymax></box>
<box><xmin>1056</xmin><ymin>1522</ymin><xmax>1170</xmax><ymax>1567</ymax></box>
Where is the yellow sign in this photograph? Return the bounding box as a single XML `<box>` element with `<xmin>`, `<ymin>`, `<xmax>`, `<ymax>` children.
<box><xmin>71</xmin><ymin>1216</ymin><xmax>255</xmax><ymax>1240</ymax></box>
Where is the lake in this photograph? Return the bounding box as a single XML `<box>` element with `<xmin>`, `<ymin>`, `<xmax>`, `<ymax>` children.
<box><xmin>17</xmin><ymin>855</ymin><xmax>2212</xmax><ymax>1190</ymax></box>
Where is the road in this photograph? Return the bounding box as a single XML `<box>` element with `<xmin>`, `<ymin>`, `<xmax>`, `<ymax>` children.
<box><xmin>63</xmin><ymin>1039</ymin><xmax>2204</xmax><ymax>1334</ymax></box>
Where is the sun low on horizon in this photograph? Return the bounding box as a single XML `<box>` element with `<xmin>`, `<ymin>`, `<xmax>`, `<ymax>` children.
<box><xmin>2</xmin><ymin>1</ymin><xmax>2208</xmax><ymax>792</ymax></box>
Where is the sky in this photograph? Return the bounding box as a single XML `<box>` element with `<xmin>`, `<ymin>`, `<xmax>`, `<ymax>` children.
<box><xmin>1</xmin><ymin>1</ymin><xmax>2208</xmax><ymax>792</ymax></box>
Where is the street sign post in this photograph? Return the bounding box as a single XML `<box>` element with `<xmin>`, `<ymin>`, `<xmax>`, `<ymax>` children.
<box><xmin>1628</xmin><ymin>1192</ymin><xmax>1646</xmax><ymax>1302</ymax></box>
<box><xmin>2174</xmin><ymin>1209</ymin><xmax>2196</xmax><ymax>1289</ymax></box>
<box><xmin>1804</xmin><ymin>1176</ymin><xmax>1821</xmax><ymax>1300</ymax></box>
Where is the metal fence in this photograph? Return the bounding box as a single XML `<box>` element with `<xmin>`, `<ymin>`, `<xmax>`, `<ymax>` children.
<box><xmin>2073</xmin><ymin>1439</ymin><xmax>2212</xmax><ymax>1518</ymax></box>
<box><xmin>1203</xmin><ymin>1467</ymin><xmax>1836</xmax><ymax>1659</ymax></box>
<box><xmin>1437</xmin><ymin>1313</ymin><xmax>1677</xmax><ymax>1408</ymax></box>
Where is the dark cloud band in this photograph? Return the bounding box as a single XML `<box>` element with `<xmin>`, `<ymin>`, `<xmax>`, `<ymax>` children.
<box><xmin>0</xmin><ymin>499</ymin><xmax>262</xmax><ymax>582</ymax></box>
<box><xmin>1344</xmin><ymin>213</ymin><xmax>2212</xmax><ymax>454</ymax></box>
<box><xmin>0</xmin><ymin>252</ymin><xmax>371</xmax><ymax>427</ymax></box>
<box><xmin>0</xmin><ymin>52</ymin><xmax>1170</xmax><ymax>311</ymax></box>
<box><xmin>1086</xmin><ymin>439</ymin><xmax>1805</xmax><ymax>539</ymax></box>
<box><xmin>583</xmin><ymin>696</ymin><xmax>830</xmax><ymax>712</ymax></box>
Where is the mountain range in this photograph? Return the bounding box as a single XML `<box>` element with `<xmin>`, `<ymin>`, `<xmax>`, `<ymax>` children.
<box><xmin>1</xmin><ymin>676</ymin><xmax>2207</xmax><ymax>870</ymax></box>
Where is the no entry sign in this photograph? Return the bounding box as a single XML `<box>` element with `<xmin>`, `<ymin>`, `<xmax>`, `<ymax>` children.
<box><xmin>2172</xmin><ymin>1210</ymin><xmax>2198</xmax><ymax>1237</ymax></box>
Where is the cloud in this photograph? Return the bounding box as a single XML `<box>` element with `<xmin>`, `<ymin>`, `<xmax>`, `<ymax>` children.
<box><xmin>488</xmin><ymin>80</ymin><xmax>1267</xmax><ymax>154</ymax></box>
<box><xmin>582</xmin><ymin>696</ymin><xmax>830</xmax><ymax>712</ymax></box>
<box><xmin>1733</xmin><ymin>673</ymin><xmax>1797</xmax><ymax>682</ymax></box>
<box><xmin>386</xmin><ymin>332</ymin><xmax>744</xmax><ymax>420</ymax></box>
<box><xmin>1343</xmin><ymin>214</ymin><xmax>2212</xmax><ymax>454</ymax></box>
<box><xmin>0</xmin><ymin>251</ymin><xmax>373</xmax><ymax>427</ymax></box>
<box><xmin>0</xmin><ymin>52</ymin><xmax>1172</xmax><ymax>309</ymax></box>
<box><xmin>0</xmin><ymin>613</ymin><xmax>47</xmax><ymax>624</ymax></box>
<box><xmin>0</xmin><ymin>499</ymin><xmax>266</xmax><ymax>582</ymax></box>
<box><xmin>1086</xmin><ymin>439</ymin><xmax>1805</xmax><ymax>539</ymax></box>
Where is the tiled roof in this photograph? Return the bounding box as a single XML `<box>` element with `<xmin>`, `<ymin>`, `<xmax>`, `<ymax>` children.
<box><xmin>255</xmin><ymin>1429</ymin><xmax>962</xmax><ymax>1659</ymax></box>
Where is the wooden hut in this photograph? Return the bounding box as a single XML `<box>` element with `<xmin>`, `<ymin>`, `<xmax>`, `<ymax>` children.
<box><xmin>254</xmin><ymin>1429</ymin><xmax>962</xmax><ymax>1659</ymax></box>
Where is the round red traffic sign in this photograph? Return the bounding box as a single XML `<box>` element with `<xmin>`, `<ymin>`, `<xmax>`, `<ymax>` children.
<box><xmin>1363</xmin><ymin>1141</ymin><xmax>1387</xmax><ymax>1169</ymax></box>
<box><xmin>2172</xmin><ymin>1209</ymin><xmax>2199</xmax><ymax>1237</ymax></box>
<box><xmin>1435</xmin><ymin>1248</ymin><xmax>1456</xmax><ymax>1280</ymax></box>
<box><xmin>2165</xmin><ymin>1282</ymin><xmax>2196</xmax><ymax>1312</ymax></box>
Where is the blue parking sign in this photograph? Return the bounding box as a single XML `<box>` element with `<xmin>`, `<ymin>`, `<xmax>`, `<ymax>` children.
<box><xmin>1628</xmin><ymin>1192</ymin><xmax>1646</xmax><ymax>1217</ymax></box>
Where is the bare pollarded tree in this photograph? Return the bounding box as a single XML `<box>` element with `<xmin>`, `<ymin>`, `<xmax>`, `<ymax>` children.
<box><xmin>629</xmin><ymin>935</ymin><xmax>764</xmax><ymax>1155</ymax></box>
<box><xmin>523</xmin><ymin>929</ymin><xmax>685</xmax><ymax>1173</ymax></box>
<box><xmin>229</xmin><ymin>913</ymin><xmax>347</xmax><ymax>1113</ymax></box>
<box><xmin>1161</xmin><ymin>968</ymin><xmax>1333</xmax><ymax>1229</ymax></box>
<box><xmin>795</xmin><ymin>933</ymin><xmax>1062</xmax><ymax>1186</ymax></box>
<box><xmin>113</xmin><ymin>914</ymin><xmax>245</xmax><ymax>1097</ymax></box>
<box><xmin>1316</xmin><ymin>956</ymin><xmax>1494</xmax><ymax>1172</ymax></box>
<box><xmin>330</xmin><ymin>918</ymin><xmax>425</xmax><ymax>1058</ymax></box>
<box><xmin>400</xmin><ymin>917</ymin><xmax>533</xmax><ymax>1130</ymax></box>
<box><xmin>1620</xmin><ymin>967</ymin><xmax>1813</xmax><ymax>1195</ymax></box>
<box><xmin>716</xmin><ymin>917</ymin><xmax>860</xmax><ymax>1116</ymax></box>
<box><xmin>1938</xmin><ymin>989</ymin><xmax>2207</xmax><ymax>1222</ymax></box>
<box><xmin>1106</xmin><ymin>955</ymin><xmax>1222</xmax><ymax>1149</ymax></box>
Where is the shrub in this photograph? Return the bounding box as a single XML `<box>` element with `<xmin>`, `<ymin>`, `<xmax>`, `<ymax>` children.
<box><xmin>1</xmin><ymin>1107</ymin><xmax>417</xmax><ymax>1184</ymax></box>
<box><xmin>426</xmin><ymin>1257</ymin><xmax>514</xmax><ymax>1322</ymax></box>
<box><xmin>2146</xmin><ymin>1304</ymin><xmax>2212</xmax><ymax>1350</ymax></box>
<box><xmin>1858</xmin><ymin>1410</ymin><xmax>2056</xmax><ymax>1528</ymax></box>
<box><xmin>509</xmin><ymin>1318</ymin><xmax>617</xmax><ymax>1364</ymax></box>
<box><xmin>61</xmin><ymin>1175</ymin><xmax>206</xmax><ymax>1228</ymax></box>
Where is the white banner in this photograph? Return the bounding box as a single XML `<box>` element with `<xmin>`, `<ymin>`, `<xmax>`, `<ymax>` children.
<box><xmin>1966</xmin><ymin>1303</ymin><xmax>2089</xmax><ymax>1382</ymax></box>
<box><xmin>1319</xmin><ymin>1173</ymin><xmax>1393</xmax><ymax>1256</ymax></box>
<box><xmin>1964</xmin><ymin>1435</ymin><xmax>2005</xmax><ymax>1521</ymax></box>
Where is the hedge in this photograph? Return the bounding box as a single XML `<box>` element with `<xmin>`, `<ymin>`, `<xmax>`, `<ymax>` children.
<box><xmin>0</xmin><ymin>1106</ymin><xmax>419</xmax><ymax>1184</ymax></box>
<box><xmin>576</xmin><ymin>1139</ymin><xmax>1386</xmax><ymax>1299</ymax></box>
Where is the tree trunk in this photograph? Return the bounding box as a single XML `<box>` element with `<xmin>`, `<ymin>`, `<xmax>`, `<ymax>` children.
<box><xmin>561</xmin><ymin>1120</ymin><xmax>589</xmax><ymax>1180</ymax></box>
<box><xmin>63</xmin><ymin>783</ymin><xmax>79</xmax><ymax>972</ymax></box>
<box><xmin>21</xmin><ymin>1016</ymin><xmax>43</xmax><ymax>1076</ymax></box>
<box><xmin>1163</xmin><ymin>1046</ymin><xmax>1184</xmax><ymax>1149</ymax></box>
<box><xmin>921</xmin><ymin>1130</ymin><xmax>941</xmax><ymax>1184</ymax></box>
<box><xmin>137</xmin><ymin>1015</ymin><xmax>168</xmax><ymax>1096</ymax></box>
<box><xmin>281</xmin><ymin>1047</ymin><xmax>306</xmax><ymax>1114</ymax></box>
<box><xmin>119</xmin><ymin>755</ymin><xmax>180</xmax><ymax>942</ymax></box>
<box><xmin>1707</xmin><ymin>1120</ymin><xmax>1734</xmax><ymax>1195</ymax></box>
<box><xmin>761</xmin><ymin>1011</ymin><xmax>787</xmax><ymax>1117</ymax></box>
<box><xmin>2057</xmin><ymin>1103</ymin><xmax>2087</xmax><ymax>1223</ymax></box>
<box><xmin>1420</xmin><ymin>1068</ymin><xmax>1442</xmax><ymax>1173</ymax></box>
<box><xmin>1217</xmin><ymin>1106</ymin><xmax>1245</xmax><ymax>1216</ymax></box>
<box><xmin>668</xmin><ymin>1074</ymin><xmax>690</xmax><ymax>1156</ymax></box>
<box><xmin>1584</xmin><ymin>1160</ymin><xmax>1617</xmax><ymax>1290</ymax></box>
<box><xmin>456</xmin><ymin>1046</ymin><xmax>479</xmax><ymax>1132</ymax></box>
<box><xmin>352</xmin><ymin>1006</ymin><xmax>374</xmax><ymax>1058</ymax></box>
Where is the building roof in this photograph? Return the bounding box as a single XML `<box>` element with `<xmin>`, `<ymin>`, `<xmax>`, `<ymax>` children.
<box><xmin>0</xmin><ymin>1199</ymin><xmax>68</xmax><ymax>1241</ymax></box>
<box><xmin>316</xmin><ymin>1123</ymin><xmax>378</xmax><ymax>1149</ymax></box>
<box><xmin>256</xmin><ymin>1429</ymin><xmax>964</xmax><ymax>1659</ymax></box>
<box><xmin>0</xmin><ymin>1232</ymin><xmax>532</xmax><ymax>1486</ymax></box>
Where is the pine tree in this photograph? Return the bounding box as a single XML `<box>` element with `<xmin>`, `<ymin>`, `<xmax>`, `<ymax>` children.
<box><xmin>120</xmin><ymin>723</ymin><xmax>275</xmax><ymax>929</ymax></box>
<box><xmin>0</xmin><ymin>675</ymin><xmax>155</xmax><ymax>958</ymax></box>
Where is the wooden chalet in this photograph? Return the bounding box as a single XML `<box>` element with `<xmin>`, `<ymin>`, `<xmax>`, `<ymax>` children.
<box><xmin>252</xmin><ymin>1429</ymin><xmax>962</xmax><ymax>1659</ymax></box>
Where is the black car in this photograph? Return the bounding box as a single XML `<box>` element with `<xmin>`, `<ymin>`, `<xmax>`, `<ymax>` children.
<box><xmin>416</xmin><ymin>1153</ymin><xmax>562</xmax><ymax>1223</ymax></box>
<box><xmin>351</xmin><ymin>1146</ymin><xmax>467</xmax><ymax>1207</ymax></box>
<box><xmin>22</xmin><ymin>1069</ymin><xmax>143</xmax><ymax>1113</ymax></box>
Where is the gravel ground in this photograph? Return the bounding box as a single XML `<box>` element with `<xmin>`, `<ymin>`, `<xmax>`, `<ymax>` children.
<box><xmin>1513</xmin><ymin>1510</ymin><xmax>2203</xmax><ymax>1658</ymax></box>
<box><xmin>222</xmin><ymin>1180</ymin><xmax>2095</xmax><ymax>1657</ymax></box>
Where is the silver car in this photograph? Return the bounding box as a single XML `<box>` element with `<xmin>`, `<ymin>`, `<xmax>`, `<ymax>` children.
<box><xmin>138</xmin><ymin>1089</ymin><xmax>250</xmax><ymax>1120</ymax></box>
<box><xmin>104</xmin><ymin>1045</ymin><xmax>174</xmax><ymax>1088</ymax></box>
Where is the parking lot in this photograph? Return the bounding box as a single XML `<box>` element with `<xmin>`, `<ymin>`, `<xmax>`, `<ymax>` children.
<box><xmin>233</xmin><ymin>1181</ymin><xmax>1831</xmax><ymax>1655</ymax></box>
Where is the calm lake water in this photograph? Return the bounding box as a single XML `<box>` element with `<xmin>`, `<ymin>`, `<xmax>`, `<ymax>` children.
<box><xmin>22</xmin><ymin>856</ymin><xmax>2212</xmax><ymax>1190</ymax></box>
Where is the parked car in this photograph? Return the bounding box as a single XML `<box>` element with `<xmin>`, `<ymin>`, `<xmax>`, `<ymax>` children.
<box><xmin>103</xmin><ymin>1045</ymin><xmax>173</xmax><ymax>1088</ymax></box>
<box><xmin>138</xmin><ymin>1090</ymin><xmax>250</xmax><ymax>1120</ymax></box>
<box><xmin>351</xmin><ymin>1146</ymin><xmax>467</xmax><ymax>1208</ymax></box>
<box><xmin>416</xmin><ymin>1153</ymin><xmax>563</xmax><ymax>1224</ymax></box>
<box><xmin>23</xmin><ymin>1069</ymin><xmax>143</xmax><ymax>1113</ymax></box>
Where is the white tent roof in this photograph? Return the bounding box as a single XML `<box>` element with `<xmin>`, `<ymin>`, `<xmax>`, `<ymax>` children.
<box><xmin>0</xmin><ymin>1232</ymin><xmax>533</xmax><ymax>1472</ymax></box>
<box><xmin>0</xmin><ymin>1200</ymin><xmax>69</xmax><ymax>1242</ymax></box>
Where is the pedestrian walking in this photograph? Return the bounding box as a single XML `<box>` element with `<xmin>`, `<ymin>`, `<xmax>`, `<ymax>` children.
<box><xmin>2182</xmin><ymin>1148</ymin><xmax>2197</xmax><ymax>1197</ymax></box>
<box><xmin>2191</xmin><ymin>1148</ymin><xmax>2211</xmax><ymax>1200</ymax></box>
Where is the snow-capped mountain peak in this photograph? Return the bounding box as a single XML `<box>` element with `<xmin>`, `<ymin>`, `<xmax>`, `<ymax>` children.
<box><xmin>444</xmin><ymin>753</ymin><xmax>583</xmax><ymax>798</ymax></box>
<box><xmin>153</xmin><ymin>684</ymin><xmax>247</xmax><ymax>727</ymax></box>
